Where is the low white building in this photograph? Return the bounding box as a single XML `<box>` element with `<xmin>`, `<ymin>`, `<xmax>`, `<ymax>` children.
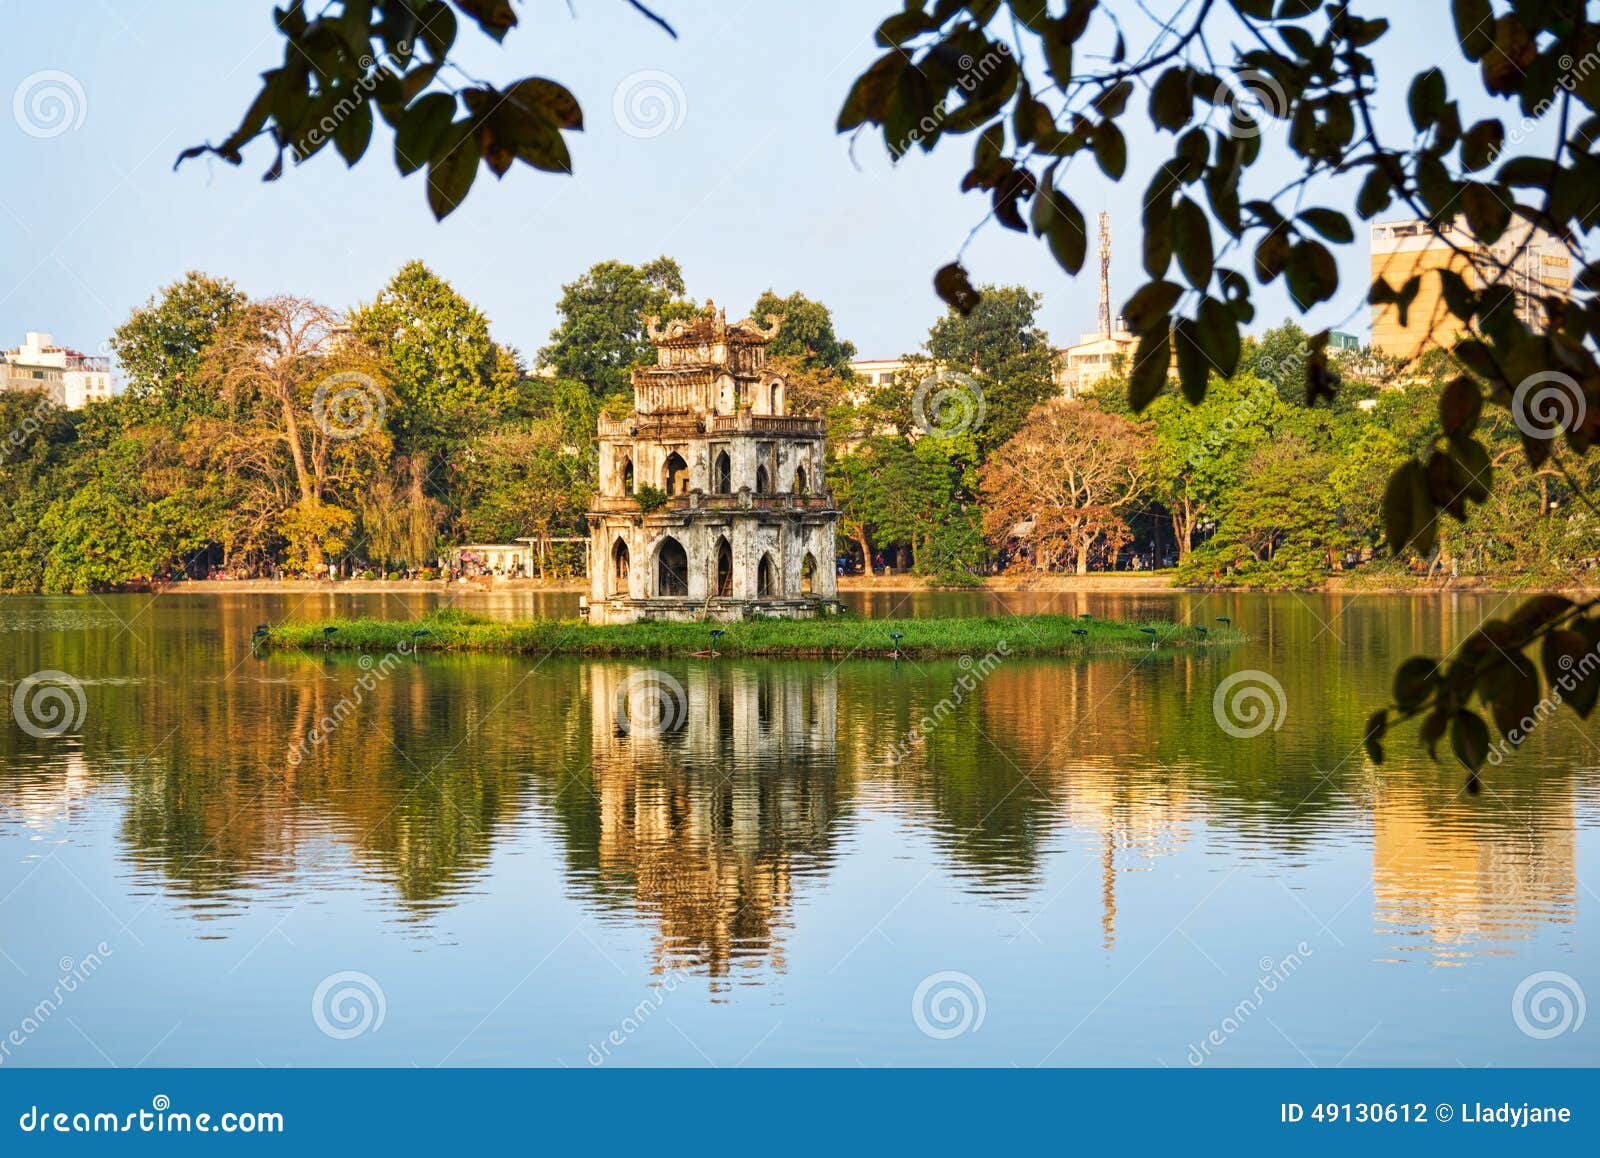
<box><xmin>1</xmin><ymin>332</ymin><xmax>112</xmax><ymax>409</ymax></box>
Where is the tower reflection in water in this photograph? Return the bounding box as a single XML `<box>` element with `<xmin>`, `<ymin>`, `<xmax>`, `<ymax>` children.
<box><xmin>581</xmin><ymin>664</ymin><xmax>842</xmax><ymax>989</ymax></box>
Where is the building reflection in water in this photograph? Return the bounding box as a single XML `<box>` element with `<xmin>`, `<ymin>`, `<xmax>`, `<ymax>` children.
<box><xmin>582</xmin><ymin>664</ymin><xmax>842</xmax><ymax>989</ymax></box>
<box><xmin>1371</xmin><ymin>781</ymin><xmax>1576</xmax><ymax>962</ymax></box>
<box><xmin>0</xmin><ymin>639</ymin><xmax>1580</xmax><ymax>975</ymax></box>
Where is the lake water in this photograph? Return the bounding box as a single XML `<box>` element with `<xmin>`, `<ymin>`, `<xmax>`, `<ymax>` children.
<box><xmin>0</xmin><ymin>589</ymin><xmax>1594</xmax><ymax>1067</ymax></box>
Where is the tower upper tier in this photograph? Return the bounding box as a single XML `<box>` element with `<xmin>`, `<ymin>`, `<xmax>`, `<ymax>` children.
<box><xmin>632</xmin><ymin>300</ymin><xmax>787</xmax><ymax>417</ymax></box>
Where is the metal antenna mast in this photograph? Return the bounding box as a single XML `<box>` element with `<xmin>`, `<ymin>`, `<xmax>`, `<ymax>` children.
<box><xmin>1097</xmin><ymin>211</ymin><xmax>1112</xmax><ymax>338</ymax></box>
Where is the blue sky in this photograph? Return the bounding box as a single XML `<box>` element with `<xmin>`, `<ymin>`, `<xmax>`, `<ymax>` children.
<box><xmin>0</xmin><ymin>1</ymin><xmax>1530</xmax><ymax>371</ymax></box>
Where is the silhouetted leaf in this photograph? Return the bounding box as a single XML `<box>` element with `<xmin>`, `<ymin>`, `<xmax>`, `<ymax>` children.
<box><xmin>1544</xmin><ymin>629</ymin><xmax>1600</xmax><ymax>717</ymax></box>
<box><xmin>1394</xmin><ymin>656</ymin><xmax>1439</xmax><ymax>712</ymax></box>
<box><xmin>1298</xmin><ymin>207</ymin><xmax>1353</xmax><ymax>243</ymax></box>
<box><xmin>1172</xmin><ymin>197</ymin><xmax>1214</xmax><ymax>288</ymax></box>
<box><xmin>426</xmin><ymin>123</ymin><xmax>480</xmax><ymax>219</ymax></box>
<box><xmin>934</xmin><ymin>262</ymin><xmax>981</xmax><ymax>315</ymax></box>
<box><xmin>1129</xmin><ymin>327</ymin><xmax>1170</xmax><ymax>412</ymax></box>
<box><xmin>1439</xmin><ymin>376</ymin><xmax>1482</xmax><ymax>437</ymax></box>
<box><xmin>1123</xmin><ymin>280</ymin><xmax>1183</xmax><ymax>335</ymax></box>
<box><xmin>1450</xmin><ymin>709</ymin><xmax>1490</xmax><ymax>773</ymax></box>
<box><xmin>1091</xmin><ymin>120</ymin><xmax>1127</xmax><ymax>179</ymax></box>
<box><xmin>1363</xmin><ymin>709</ymin><xmax>1388</xmax><ymax>764</ymax></box>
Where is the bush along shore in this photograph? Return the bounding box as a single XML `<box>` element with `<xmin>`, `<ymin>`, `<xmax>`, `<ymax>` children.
<box><xmin>258</xmin><ymin>609</ymin><xmax>1241</xmax><ymax>660</ymax></box>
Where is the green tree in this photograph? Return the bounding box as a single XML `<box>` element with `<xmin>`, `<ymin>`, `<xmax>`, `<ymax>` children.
<box><xmin>750</xmin><ymin>289</ymin><xmax>858</xmax><ymax>372</ymax></box>
<box><xmin>350</xmin><ymin>260</ymin><xmax>520</xmax><ymax>458</ymax></box>
<box><xmin>455</xmin><ymin>419</ymin><xmax>595</xmax><ymax>572</ymax></box>
<box><xmin>1179</xmin><ymin>437</ymin><xmax>1346</xmax><ymax>590</ymax></box>
<box><xmin>538</xmin><ymin>257</ymin><xmax>693</xmax><ymax>399</ymax></box>
<box><xmin>109</xmin><ymin>271</ymin><xmax>244</xmax><ymax>420</ymax></box>
<box><xmin>1146</xmin><ymin>373</ymin><xmax>1285</xmax><ymax>559</ymax></box>
<box><xmin>922</xmin><ymin>284</ymin><xmax>1057</xmax><ymax>453</ymax></box>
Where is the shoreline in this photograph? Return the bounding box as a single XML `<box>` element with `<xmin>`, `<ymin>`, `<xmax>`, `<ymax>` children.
<box><xmin>26</xmin><ymin>572</ymin><xmax>1593</xmax><ymax>598</ymax></box>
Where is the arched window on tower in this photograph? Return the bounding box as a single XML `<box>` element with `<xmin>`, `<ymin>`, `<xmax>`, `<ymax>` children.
<box><xmin>755</xmin><ymin>464</ymin><xmax>769</xmax><ymax>494</ymax></box>
<box><xmin>663</xmin><ymin>452</ymin><xmax>689</xmax><ymax>495</ymax></box>
<box><xmin>801</xmin><ymin>552</ymin><xmax>816</xmax><ymax>594</ymax></box>
<box><xmin>657</xmin><ymin>537</ymin><xmax>688</xmax><ymax>597</ymax></box>
<box><xmin>714</xmin><ymin>537</ymin><xmax>732</xmax><ymax>597</ymax></box>
<box><xmin>756</xmin><ymin>553</ymin><xmax>775</xmax><ymax>597</ymax></box>
<box><xmin>793</xmin><ymin>465</ymin><xmax>807</xmax><ymax>495</ymax></box>
<box><xmin>714</xmin><ymin>451</ymin><xmax>731</xmax><ymax>495</ymax></box>
<box><xmin>611</xmin><ymin>538</ymin><xmax>630</xmax><ymax>596</ymax></box>
<box><xmin>620</xmin><ymin>456</ymin><xmax>634</xmax><ymax>494</ymax></box>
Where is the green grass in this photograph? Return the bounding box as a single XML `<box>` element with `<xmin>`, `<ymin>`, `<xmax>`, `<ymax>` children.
<box><xmin>259</xmin><ymin>607</ymin><xmax>1241</xmax><ymax>659</ymax></box>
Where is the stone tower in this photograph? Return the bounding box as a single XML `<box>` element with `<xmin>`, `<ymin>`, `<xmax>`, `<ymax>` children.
<box><xmin>584</xmin><ymin>300</ymin><xmax>840</xmax><ymax>624</ymax></box>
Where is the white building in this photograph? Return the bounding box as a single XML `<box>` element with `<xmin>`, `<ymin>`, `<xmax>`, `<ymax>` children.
<box><xmin>1</xmin><ymin>332</ymin><xmax>112</xmax><ymax>409</ymax></box>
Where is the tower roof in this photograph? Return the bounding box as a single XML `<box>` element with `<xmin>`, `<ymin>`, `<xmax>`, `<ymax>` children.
<box><xmin>644</xmin><ymin>299</ymin><xmax>783</xmax><ymax>349</ymax></box>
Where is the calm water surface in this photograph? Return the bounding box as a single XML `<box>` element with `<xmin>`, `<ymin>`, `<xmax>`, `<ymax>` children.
<box><xmin>0</xmin><ymin>588</ymin><xmax>1595</xmax><ymax>1066</ymax></box>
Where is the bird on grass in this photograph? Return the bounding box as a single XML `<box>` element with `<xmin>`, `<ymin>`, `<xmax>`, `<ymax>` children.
<box><xmin>1216</xmin><ymin>616</ymin><xmax>1232</xmax><ymax>625</ymax></box>
<box><xmin>1071</xmin><ymin>628</ymin><xmax>1088</xmax><ymax>637</ymax></box>
<box><xmin>1195</xmin><ymin>626</ymin><xmax>1209</xmax><ymax>637</ymax></box>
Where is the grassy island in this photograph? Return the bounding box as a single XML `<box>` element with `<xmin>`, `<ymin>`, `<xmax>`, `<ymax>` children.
<box><xmin>259</xmin><ymin>609</ymin><xmax>1240</xmax><ymax>660</ymax></box>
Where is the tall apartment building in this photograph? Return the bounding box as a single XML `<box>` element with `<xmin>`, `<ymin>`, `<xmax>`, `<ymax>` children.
<box><xmin>1</xmin><ymin>332</ymin><xmax>112</xmax><ymax>409</ymax></box>
<box><xmin>1369</xmin><ymin>217</ymin><xmax>1573</xmax><ymax>359</ymax></box>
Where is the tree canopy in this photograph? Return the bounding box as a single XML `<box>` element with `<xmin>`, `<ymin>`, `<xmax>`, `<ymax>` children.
<box><xmin>537</xmin><ymin>256</ymin><xmax>693</xmax><ymax>399</ymax></box>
